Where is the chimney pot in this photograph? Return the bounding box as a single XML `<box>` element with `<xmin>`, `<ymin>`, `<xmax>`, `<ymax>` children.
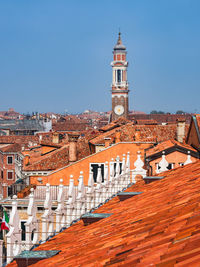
<box><xmin>176</xmin><ymin>119</ymin><xmax>185</xmax><ymax>143</ymax></box>
<box><xmin>68</xmin><ymin>133</ymin><xmax>80</xmax><ymax>163</ymax></box>
<box><xmin>104</xmin><ymin>137</ymin><xmax>111</xmax><ymax>148</ymax></box>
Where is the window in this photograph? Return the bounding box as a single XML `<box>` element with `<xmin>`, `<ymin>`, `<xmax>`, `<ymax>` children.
<box><xmin>179</xmin><ymin>163</ymin><xmax>184</xmax><ymax>166</ymax></box>
<box><xmin>1</xmin><ymin>170</ymin><xmax>3</xmax><ymax>179</ymax></box>
<box><xmin>90</xmin><ymin>163</ymin><xmax>104</xmax><ymax>183</ymax></box>
<box><xmin>21</xmin><ymin>221</ymin><xmax>26</xmax><ymax>241</ymax></box>
<box><xmin>7</xmin><ymin>170</ymin><xmax>13</xmax><ymax>180</ymax></box>
<box><xmin>7</xmin><ymin>156</ymin><xmax>13</xmax><ymax>164</ymax></box>
<box><xmin>167</xmin><ymin>163</ymin><xmax>175</xmax><ymax>170</ymax></box>
<box><xmin>117</xmin><ymin>69</ymin><xmax>121</xmax><ymax>83</ymax></box>
<box><xmin>155</xmin><ymin>163</ymin><xmax>160</xmax><ymax>172</ymax></box>
<box><xmin>113</xmin><ymin>162</ymin><xmax>122</xmax><ymax>176</ymax></box>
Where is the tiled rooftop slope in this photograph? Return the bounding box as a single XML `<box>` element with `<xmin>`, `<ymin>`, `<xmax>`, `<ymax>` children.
<box><xmin>9</xmin><ymin>160</ymin><xmax>200</xmax><ymax>266</ymax></box>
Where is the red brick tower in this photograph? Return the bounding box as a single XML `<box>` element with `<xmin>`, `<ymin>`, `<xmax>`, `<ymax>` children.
<box><xmin>111</xmin><ymin>32</ymin><xmax>129</xmax><ymax>121</ymax></box>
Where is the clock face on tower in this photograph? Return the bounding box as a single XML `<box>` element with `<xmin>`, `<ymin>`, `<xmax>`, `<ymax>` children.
<box><xmin>114</xmin><ymin>105</ymin><xmax>124</xmax><ymax>116</ymax></box>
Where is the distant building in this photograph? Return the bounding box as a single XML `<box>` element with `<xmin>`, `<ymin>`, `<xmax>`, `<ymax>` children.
<box><xmin>0</xmin><ymin>143</ymin><xmax>24</xmax><ymax>198</ymax></box>
<box><xmin>0</xmin><ymin>119</ymin><xmax>52</xmax><ymax>136</ymax></box>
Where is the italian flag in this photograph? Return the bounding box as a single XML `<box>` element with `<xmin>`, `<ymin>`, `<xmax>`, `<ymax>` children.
<box><xmin>1</xmin><ymin>210</ymin><xmax>9</xmax><ymax>231</ymax></box>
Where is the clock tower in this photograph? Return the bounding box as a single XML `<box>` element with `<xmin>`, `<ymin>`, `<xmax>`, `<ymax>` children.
<box><xmin>111</xmin><ymin>32</ymin><xmax>129</xmax><ymax>121</ymax></box>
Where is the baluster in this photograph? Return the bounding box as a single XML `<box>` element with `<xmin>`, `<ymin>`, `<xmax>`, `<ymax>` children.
<box><xmin>103</xmin><ymin>161</ymin><xmax>109</xmax><ymax>201</ymax></box>
<box><xmin>66</xmin><ymin>176</ymin><xmax>76</xmax><ymax>227</ymax></box>
<box><xmin>55</xmin><ymin>179</ymin><xmax>66</xmax><ymax>233</ymax></box>
<box><xmin>115</xmin><ymin>155</ymin><xmax>121</xmax><ymax>192</ymax></box>
<box><xmin>121</xmin><ymin>154</ymin><xmax>126</xmax><ymax>189</ymax></box>
<box><xmin>86</xmin><ymin>169</ymin><xmax>95</xmax><ymax>211</ymax></box>
<box><xmin>25</xmin><ymin>188</ymin><xmax>39</xmax><ymax>249</ymax></box>
<box><xmin>6</xmin><ymin>195</ymin><xmax>22</xmax><ymax>264</ymax></box>
<box><xmin>109</xmin><ymin>158</ymin><xmax>115</xmax><ymax>195</ymax></box>
<box><xmin>76</xmin><ymin>171</ymin><xmax>85</xmax><ymax>218</ymax></box>
<box><xmin>41</xmin><ymin>183</ymin><xmax>54</xmax><ymax>242</ymax></box>
<box><xmin>95</xmin><ymin>164</ymin><xmax>103</xmax><ymax>206</ymax></box>
<box><xmin>125</xmin><ymin>152</ymin><xmax>131</xmax><ymax>186</ymax></box>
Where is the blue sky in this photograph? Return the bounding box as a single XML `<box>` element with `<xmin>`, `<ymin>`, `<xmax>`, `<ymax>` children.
<box><xmin>0</xmin><ymin>0</ymin><xmax>199</xmax><ymax>114</ymax></box>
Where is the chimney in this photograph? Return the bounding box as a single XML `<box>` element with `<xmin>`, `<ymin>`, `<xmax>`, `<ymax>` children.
<box><xmin>135</xmin><ymin>130</ymin><xmax>141</xmax><ymax>141</ymax></box>
<box><xmin>115</xmin><ymin>130</ymin><xmax>121</xmax><ymax>143</ymax></box>
<box><xmin>24</xmin><ymin>154</ymin><xmax>30</xmax><ymax>166</ymax></box>
<box><xmin>52</xmin><ymin>132</ymin><xmax>60</xmax><ymax>144</ymax></box>
<box><xmin>104</xmin><ymin>137</ymin><xmax>111</xmax><ymax>148</ymax></box>
<box><xmin>176</xmin><ymin>119</ymin><xmax>185</xmax><ymax>143</ymax></box>
<box><xmin>68</xmin><ymin>133</ymin><xmax>80</xmax><ymax>163</ymax></box>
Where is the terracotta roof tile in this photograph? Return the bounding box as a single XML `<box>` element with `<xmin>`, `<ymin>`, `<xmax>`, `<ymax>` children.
<box><xmin>24</xmin><ymin>145</ymin><xmax>69</xmax><ymax>171</ymax></box>
<box><xmin>8</xmin><ymin>159</ymin><xmax>200</xmax><ymax>266</ymax></box>
<box><xmin>90</xmin><ymin>124</ymin><xmax>189</xmax><ymax>145</ymax></box>
<box><xmin>136</xmin><ymin>119</ymin><xmax>158</xmax><ymax>125</ymax></box>
<box><xmin>0</xmin><ymin>135</ymin><xmax>39</xmax><ymax>146</ymax></box>
<box><xmin>146</xmin><ymin>139</ymin><xmax>198</xmax><ymax>157</ymax></box>
<box><xmin>0</xmin><ymin>143</ymin><xmax>21</xmax><ymax>153</ymax></box>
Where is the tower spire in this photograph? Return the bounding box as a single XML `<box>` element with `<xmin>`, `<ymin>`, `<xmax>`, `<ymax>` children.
<box><xmin>117</xmin><ymin>31</ymin><xmax>122</xmax><ymax>45</ymax></box>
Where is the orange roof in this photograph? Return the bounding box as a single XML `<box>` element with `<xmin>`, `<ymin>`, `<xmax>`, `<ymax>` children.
<box><xmin>24</xmin><ymin>145</ymin><xmax>69</xmax><ymax>171</ymax></box>
<box><xmin>90</xmin><ymin>124</ymin><xmax>189</xmax><ymax>145</ymax></box>
<box><xmin>99</xmin><ymin>117</ymin><xmax>132</xmax><ymax>132</ymax></box>
<box><xmin>146</xmin><ymin>139</ymin><xmax>198</xmax><ymax>157</ymax></box>
<box><xmin>0</xmin><ymin>135</ymin><xmax>39</xmax><ymax>146</ymax></box>
<box><xmin>136</xmin><ymin>119</ymin><xmax>158</xmax><ymax>125</ymax></box>
<box><xmin>0</xmin><ymin>143</ymin><xmax>21</xmax><ymax>153</ymax></box>
<box><xmin>23</xmin><ymin>135</ymin><xmax>91</xmax><ymax>172</ymax></box>
<box><xmin>8</xmin><ymin>159</ymin><xmax>200</xmax><ymax>266</ymax></box>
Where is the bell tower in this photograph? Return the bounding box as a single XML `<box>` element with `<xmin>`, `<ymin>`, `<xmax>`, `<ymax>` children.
<box><xmin>111</xmin><ymin>32</ymin><xmax>129</xmax><ymax>121</ymax></box>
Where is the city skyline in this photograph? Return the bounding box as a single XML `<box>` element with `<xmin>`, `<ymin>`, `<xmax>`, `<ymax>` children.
<box><xmin>0</xmin><ymin>0</ymin><xmax>200</xmax><ymax>114</ymax></box>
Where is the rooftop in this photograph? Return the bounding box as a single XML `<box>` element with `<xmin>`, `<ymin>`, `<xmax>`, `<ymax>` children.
<box><xmin>8</xmin><ymin>159</ymin><xmax>200</xmax><ymax>266</ymax></box>
<box><xmin>90</xmin><ymin>123</ymin><xmax>189</xmax><ymax>145</ymax></box>
<box><xmin>146</xmin><ymin>139</ymin><xmax>198</xmax><ymax>158</ymax></box>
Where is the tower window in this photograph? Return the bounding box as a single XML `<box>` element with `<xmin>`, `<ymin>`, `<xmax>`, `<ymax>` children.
<box><xmin>117</xmin><ymin>70</ymin><xmax>121</xmax><ymax>83</ymax></box>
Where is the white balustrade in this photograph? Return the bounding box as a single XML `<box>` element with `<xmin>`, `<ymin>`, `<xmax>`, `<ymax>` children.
<box><xmin>66</xmin><ymin>176</ymin><xmax>76</xmax><ymax>227</ymax></box>
<box><xmin>6</xmin><ymin>195</ymin><xmax>22</xmax><ymax>264</ymax></box>
<box><xmin>86</xmin><ymin>170</ymin><xmax>95</xmax><ymax>211</ymax></box>
<box><xmin>125</xmin><ymin>152</ymin><xmax>131</xmax><ymax>186</ymax></box>
<box><xmin>95</xmin><ymin>165</ymin><xmax>103</xmax><ymax>206</ymax></box>
<box><xmin>41</xmin><ymin>183</ymin><xmax>54</xmax><ymax>242</ymax></box>
<box><xmin>115</xmin><ymin>156</ymin><xmax>121</xmax><ymax>192</ymax></box>
<box><xmin>55</xmin><ymin>179</ymin><xmax>66</xmax><ymax>233</ymax></box>
<box><xmin>76</xmin><ymin>172</ymin><xmax>86</xmax><ymax>217</ymax></box>
<box><xmin>121</xmin><ymin>154</ymin><xmax>127</xmax><ymax>189</ymax></box>
<box><xmin>109</xmin><ymin>158</ymin><xmax>115</xmax><ymax>195</ymax></box>
<box><xmin>102</xmin><ymin>162</ymin><xmax>109</xmax><ymax>202</ymax></box>
<box><xmin>25</xmin><ymin>188</ymin><xmax>39</xmax><ymax>249</ymax></box>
